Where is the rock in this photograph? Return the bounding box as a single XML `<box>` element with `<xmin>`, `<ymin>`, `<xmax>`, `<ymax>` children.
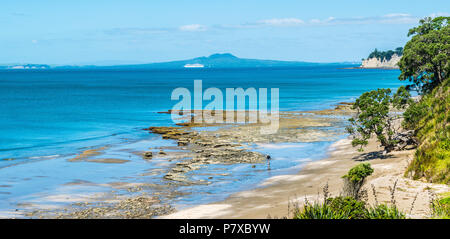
<box><xmin>360</xmin><ymin>54</ymin><xmax>401</xmax><ymax>69</ymax></box>
<box><xmin>143</xmin><ymin>151</ymin><xmax>153</xmax><ymax>159</ymax></box>
<box><xmin>178</xmin><ymin>141</ymin><xmax>188</xmax><ymax>146</ymax></box>
<box><xmin>158</xmin><ymin>150</ymin><xmax>167</xmax><ymax>156</ymax></box>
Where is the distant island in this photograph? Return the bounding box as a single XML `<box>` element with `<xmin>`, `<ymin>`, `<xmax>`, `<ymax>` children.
<box><xmin>0</xmin><ymin>53</ymin><xmax>359</xmax><ymax>70</ymax></box>
<box><xmin>56</xmin><ymin>53</ymin><xmax>325</xmax><ymax>69</ymax></box>
<box><xmin>360</xmin><ymin>47</ymin><xmax>403</xmax><ymax>69</ymax></box>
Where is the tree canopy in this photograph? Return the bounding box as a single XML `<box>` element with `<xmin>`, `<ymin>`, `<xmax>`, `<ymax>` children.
<box><xmin>367</xmin><ymin>47</ymin><xmax>403</xmax><ymax>61</ymax></box>
<box><xmin>398</xmin><ymin>16</ymin><xmax>450</xmax><ymax>93</ymax></box>
<box><xmin>346</xmin><ymin>87</ymin><xmax>412</xmax><ymax>153</ymax></box>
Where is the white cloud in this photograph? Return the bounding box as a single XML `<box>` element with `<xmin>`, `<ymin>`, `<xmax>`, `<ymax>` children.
<box><xmin>259</xmin><ymin>18</ymin><xmax>305</xmax><ymax>26</ymax></box>
<box><xmin>179</xmin><ymin>24</ymin><xmax>207</xmax><ymax>32</ymax></box>
<box><xmin>378</xmin><ymin>13</ymin><xmax>418</xmax><ymax>24</ymax></box>
<box><xmin>308</xmin><ymin>17</ymin><xmax>336</xmax><ymax>25</ymax></box>
<box><xmin>305</xmin><ymin>14</ymin><xmax>418</xmax><ymax>25</ymax></box>
<box><xmin>103</xmin><ymin>13</ymin><xmax>427</xmax><ymax>37</ymax></box>
<box><xmin>227</xmin><ymin>14</ymin><xmax>418</xmax><ymax>29</ymax></box>
<box><xmin>31</xmin><ymin>40</ymin><xmax>38</xmax><ymax>44</ymax></box>
<box><xmin>383</xmin><ymin>13</ymin><xmax>411</xmax><ymax>18</ymax></box>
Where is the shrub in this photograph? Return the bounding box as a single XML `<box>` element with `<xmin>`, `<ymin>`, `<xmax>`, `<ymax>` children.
<box><xmin>342</xmin><ymin>163</ymin><xmax>374</xmax><ymax>199</ymax></box>
<box><xmin>405</xmin><ymin>78</ymin><xmax>449</xmax><ymax>183</ymax></box>
<box><xmin>293</xmin><ymin>196</ymin><xmax>406</xmax><ymax>219</ymax></box>
<box><xmin>326</xmin><ymin>197</ymin><xmax>367</xmax><ymax>219</ymax></box>
<box><xmin>430</xmin><ymin>196</ymin><xmax>450</xmax><ymax>219</ymax></box>
<box><xmin>366</xmin><ymin>204</ymin><xmax>406</xmax><ymax>219</ymax></box>
<box><xmin>293</xmin><ymin>201</ymin><xmax>352</xmax><ymax>219</ymax></box>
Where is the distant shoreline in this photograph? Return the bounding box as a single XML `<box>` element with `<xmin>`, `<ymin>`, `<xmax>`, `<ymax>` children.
<box><xmin>340</xmin><ymin>66</ymin><xmax>400</xmax><ymax>70</ymax></box>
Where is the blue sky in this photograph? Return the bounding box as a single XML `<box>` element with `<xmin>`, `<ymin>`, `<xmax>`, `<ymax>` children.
<box><xmin>0</xmin><ymin>0</ymin><xmax>448</xmax><ymax>65</ymax></box>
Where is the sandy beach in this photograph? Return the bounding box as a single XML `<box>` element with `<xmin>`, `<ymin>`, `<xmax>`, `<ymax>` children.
<box><xmin>162</xmin><ymin>136</ymin><xmax>449</xmax><ymax>219</ymax></box>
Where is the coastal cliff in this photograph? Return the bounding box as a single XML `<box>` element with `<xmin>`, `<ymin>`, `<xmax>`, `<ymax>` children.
<box><xmin>360</xmin><ymin>54</ymin><xmax>401</xmax><ymax>69</ymax></box>
<box><xmin>360</xmin><ymin>47</ymin><xmax>403</xmax><ymax>69</ymax></box>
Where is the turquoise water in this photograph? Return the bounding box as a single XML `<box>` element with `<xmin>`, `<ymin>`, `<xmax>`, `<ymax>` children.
<box><xmin>0</xmin><ymin>65</ymin><xmax>406</xmax><ymax>215</ymax></box>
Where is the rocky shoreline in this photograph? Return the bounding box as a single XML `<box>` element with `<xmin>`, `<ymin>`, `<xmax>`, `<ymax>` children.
<box><xmin>25</xmin><ymin>103</ymin><xmax>356</xmax><ymax>218</ymax></box>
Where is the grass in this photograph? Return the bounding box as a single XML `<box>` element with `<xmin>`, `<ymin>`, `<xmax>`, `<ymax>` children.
<box><xmin>293</xmin><ymin>179</ymin><xmax>406</xmax><ymax>219</ymax></box>
<box><xmin>293</xmin><ymin>196</ymin><xmax>406</xmax><ymax>219</ymax></box>
<box><xmin>404</xmin><ymin>78</ymin><xmax>450</xmax><ymax>184</ymax></box>
<box><xmin>430</xmin><ymin>192</ymin><xmax>450</xmax><ymax>219</ymax></box>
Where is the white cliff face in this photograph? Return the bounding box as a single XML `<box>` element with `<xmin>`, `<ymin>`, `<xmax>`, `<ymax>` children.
<box><xmin>360</xmin><ymin>54</ymin><xmax>401</xmax><ymax>69</ymax></box>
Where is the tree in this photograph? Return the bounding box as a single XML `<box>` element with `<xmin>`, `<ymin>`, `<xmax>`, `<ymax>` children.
<box><xmin>395</xmin><ymin>47</ymin><xmax>403</xmax><ymax>56</ymax></box>
<box><xmin>346</xmin><ymin>87</ymin><xmax>412</xmax><ymax>153</ymax></box>
<box><xmin>367</xmin><ymin>48</ymin><xmax>403</xmax><ymax>61</ymax></box>
<box><xmin>398</xmin><ymin>16</ymin><xmax>450</xmax><ymax>93</ymax></box>
<box><xmin>342</xmin><ymin>163</ymin><xmax>373</xmax><ymax>200</ymax></box>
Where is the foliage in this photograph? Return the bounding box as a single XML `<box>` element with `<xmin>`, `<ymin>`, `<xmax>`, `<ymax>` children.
<box><xmin>365</xmin><ymin>204</ymin><xmax>406</xmax><ymax>219</ymax></box>
<box><xmin>430</xmin><ymin>196</ymin><xmax>450</xmax><ymax>219</ymax></box>
<box><xmin>398</xmin><ymin>16</ymin><xmax>450</xmax><ymax>94</ymax></box>
<box><xmin>404</xmin><ymin>78</ymin><xmax>450</xmax><ymax>183</ymax></box>
<box><xmin>367</xmin><ymin>47</ymin><xmax>403</xmax><ymax>61</ymax></box>
<box><xmin>402</xmin><ymin>100</ymin><xmax>427</xmax><ymax>130</ymax></box>
<box><xmin>293</xmin><ymin>201</ymin><xmax>352</xmax><ymax>219</ymax></box>
<box><xmin>342</xmin><ymin>163</ymin><xmax>373</xmax><ymax>199</ymax></box>
<box><xmin>347</xmin><ymin>87</ymin><xmax>412</xmax><ymax>152</ymax></box>
<box><xmin>293</xmin><ymin>197</ymin><xmax>406</xmax><ymax>219</ymax></box>
<box><xmin>293</xmin><ymin>168</ymin><xmax>406</xmax><ymax>219</ymax></box>
<box><xmin>343</xmin><ymin>163</ymin><xmax>374</xmax><ymax>183</ymax></box>
<box><xmin>326</xmin><ymin>197</ymin><xmax>367</xmax><ymax>219</ymax></box>
<box><xmin>392</xmin><ymin>86</ymin><xmax>414</xmax><ymax>109</ymax></box>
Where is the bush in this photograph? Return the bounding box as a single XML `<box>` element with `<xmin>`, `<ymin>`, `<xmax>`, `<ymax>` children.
<box><xmin>366</xmin><ymin>204</ymin><xmax>406</xmax><ymax>219</ymax></box>
<box><xmin>402</xmin><ymin>101</ymin><xmax>427</xmax><ymax>130</ymax></box>
<box><xmin>293</xmin><ymin>201</ymin><xmax>352</xmax><ymax>219</ymax></box>
<box><xmin>293</xmin><ymin>197</ymin><xmax>406</xmax><ymax>219</ymax></box>
<box><xmin>430</xmin><ymin>196</ymin><xmax>450</xmax><ymax>219</ymax></box>
<box><xmin>342</xmin><ymin>163</ymin><xmax>374</xmax><ymax>199</ymax></box>
<box><xmin>405</xmin><ymin>78</ymin><xmax>450</xmax><ymax>183</ymax></box>
<box><xmin>326</xmin><ymin>197</ymin><xmax>367</xmax><ymax>219</ymax></box>
<box><xmin>343</xmin><ymin>163</ymin><xmax>374</xmax><ymax>182</ymax></box>
<box><xmin>293</xmin><ymin>167</ymin><xmax>407</xmax><ymax>219</ymax></box>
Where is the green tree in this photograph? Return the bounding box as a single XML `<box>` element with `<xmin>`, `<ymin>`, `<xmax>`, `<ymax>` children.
<box><xmin>342</xmin><ymin>163</ymin><xmax>374</xmax><ymax>200</ymax></box>
<box><xmin>395</xmin><ymin>47</ymin><xmax>403</xmax><ymax>56</ymax></box>
<box><xmin>398</xmin><ymin>16</ymin><xmax>450</xmax><ymax>93</ymax></box>
<box><xmin>346</xmin><ymin>87</ymin><xmax>412</xmax><ymax>153</ymax></box>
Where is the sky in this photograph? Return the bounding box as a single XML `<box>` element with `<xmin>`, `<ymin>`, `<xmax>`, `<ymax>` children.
<box><xmin>0</xmin><ymin>0</ymin><xmax>449</xmax><ymax>65</ymax></box>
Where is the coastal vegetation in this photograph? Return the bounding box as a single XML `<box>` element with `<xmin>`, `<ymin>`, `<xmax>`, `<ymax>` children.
<box><xmin>399</xmin><ymin>16</ymin><xmax>450</xmax><ymax>93</ymax></box>
<box><xmin>349</xmin><ymin>16</ymin><xmax>449</xmax><ymax>184</ymax></box>
<box><xmin>430</xmin><ymin>192</ymin><xmax>450</xmax><ymax>219</ymax></box>
<box><xmin>398</xmin><ymin>16</ymin><xmax>449</xmax><ymax>184</ymax></box>
<box><xmin>318</xmin><ymin>16</ymin><xmax>450</xmax><ymax>219</ymax></box>
<box><xmin>293</xmin><ymin>163</ymin><xmax>406</xmax><ymax>219</ymax></box>
<box><xmin>366</xmin><ymin>47</ymin><xmax>403</xmax><ymax>61</ymax></box>
<box><xmin>342</xmin><ymin>163</ymin><xmax>373</xmax><ymax>199</ymax></box>
<box><xmin>404</xmin><ymin>78</ymin><xmax>449</xmax><ymax>183</ymax></box>
<box><xmin>346</xmin><ymin>87</ymin><xmax>413</xmax><ymax>153</ymax></box>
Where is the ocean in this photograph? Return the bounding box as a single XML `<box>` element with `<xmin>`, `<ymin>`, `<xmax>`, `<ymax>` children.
<box><xmin>0</xmin><ymin>65</ymin><xmax>406</xmax><ymax>215</ymax></box>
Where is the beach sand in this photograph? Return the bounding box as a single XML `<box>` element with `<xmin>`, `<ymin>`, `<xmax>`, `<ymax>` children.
<box><xmin>162</xmin><ymin>137</ymin><xmax>449</xmax><ymax>219</ymax></box>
